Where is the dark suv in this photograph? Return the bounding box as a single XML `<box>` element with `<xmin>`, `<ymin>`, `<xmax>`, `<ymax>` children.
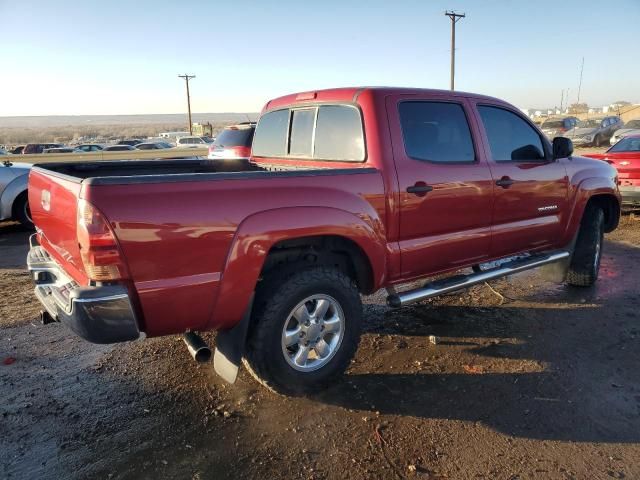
<box><xmin>23</xmin><ymin>143</ymin><xmax>64</xmax><ymax>154</ymax></box>
<box><xmin>208</xmin><ymin>123</ymin><xmax>255</xmax><ymax>160</ymax></box>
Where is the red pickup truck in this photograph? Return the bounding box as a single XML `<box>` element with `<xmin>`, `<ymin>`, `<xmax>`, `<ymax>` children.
<box><xmin>27</xmin><ymin>87</ymin><xmax>621</xmax><ymax>395</ymax></box>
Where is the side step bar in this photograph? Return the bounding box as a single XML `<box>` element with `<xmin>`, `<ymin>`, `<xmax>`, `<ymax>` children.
<box><xmin>387</xmin><ymin>250</ymin><xmax>570</xmax><ymax>308</ymax></box>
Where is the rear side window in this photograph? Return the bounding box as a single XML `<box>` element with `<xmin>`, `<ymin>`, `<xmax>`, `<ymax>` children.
<box><xmin>252</xmin><ymin>105</ymin><xmax>365</xmax><ymax>161</ymax></box>
<box><xmin>478</xmin><ymin>106</ymin><xmax>545</xmax><ymax>162</ymax></box>
<box><xmin>399</xmin><ymin>101</ymin><xmax>475</xmax><ymax>163</ymax></box>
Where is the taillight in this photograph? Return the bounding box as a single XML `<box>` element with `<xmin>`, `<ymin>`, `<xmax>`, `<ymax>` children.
<box><xmin>208</xmin><ymin>144</ymin><xmax>216</xmax><ymax>153</ymax></box>
<box><xmin>77</xmin><ymin>199</ymin><xmax>127</xmax><ymax>282</ymax></box>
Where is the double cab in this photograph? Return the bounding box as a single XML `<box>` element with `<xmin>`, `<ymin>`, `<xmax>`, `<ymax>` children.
<box><xmin>27</xmin><ymin>87</ymin><xmax>620</xmax><ymax>395</ymax></box>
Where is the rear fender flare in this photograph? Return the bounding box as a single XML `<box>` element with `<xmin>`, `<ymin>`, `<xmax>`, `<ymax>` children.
<box><xmin>209</xmin><ymin>206</ymin><xmax>387</xmax><ymax>331</ymax></box>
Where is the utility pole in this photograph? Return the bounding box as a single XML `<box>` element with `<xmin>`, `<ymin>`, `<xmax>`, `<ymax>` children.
<box><xmin>178</xmin><ymin>74</ymin><xmax>196</xmax><ymax>135</ymax></box>
<box><xmin>576</xmin><ymin>57</ymin><xmax>584</xmax><ymax>107</ymax></box>
<box><xmin>445</xmin><ymin>11</ymin><xmax>465</xmax><ymax>91</ymax></box>
<box><xmin>559</xmin><ymin>89</ymin><xmax>564</xmax><ymax>112</ymax></box>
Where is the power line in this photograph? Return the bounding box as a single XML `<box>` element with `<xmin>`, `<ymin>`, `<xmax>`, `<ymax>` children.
<box><xmin>445</xmin><ymin>11</ymin><xmax>465</xmax><ymax>91</ymax></box>
<box><xmin>576</xmin><ymin>58</ymin><xmax>584</xmax><ymax>106</ymax></box>
<box><xmin>178</xmin><ymin>74</ymin><xmax>196</xmax><ymax>135</ymax></box>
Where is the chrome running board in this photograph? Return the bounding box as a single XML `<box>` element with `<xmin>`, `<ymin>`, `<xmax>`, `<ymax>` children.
<box><xmin>386</xmin><ymin>250</ymin><xmax>571</xmax><ymax>308</ymax></box>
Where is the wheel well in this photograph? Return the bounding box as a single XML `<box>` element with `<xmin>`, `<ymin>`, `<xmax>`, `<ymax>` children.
<box><xmin>11</xmin><ymin>190</ymin><xmax>28</xmax><ymax>216</ymax></box>
<box><xmin>260</xmin><ymin>235</ymin><xmax>375</xmax><ymax>294</ymax></box>
<box><xmin>586</xmin><ymin>194</ymin><xmax>620</xmax><ymax>233</ymax></box>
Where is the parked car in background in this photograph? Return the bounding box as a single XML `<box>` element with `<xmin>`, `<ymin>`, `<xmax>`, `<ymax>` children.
<box><xmin>103</xmin><ymin>145</ymin><xmax>136</xmax><ymax>152</ymax></box>
<box><xmin>0</xmin><ymin>159</ymin><xmax>32</xmax><ymax>227</ymax></box>
<box><xmin>585</xmin><ymin>134</ymin><xmax>640</xmax><ymax>209</ymax></box>
<box><xmin>610</xmin><ymin>119</ymin><xmax>640</xmax><ymax>145</ymax></box>
<box><xmin>23</xmin><ymin>143</ymin><xmax>64</xmax><ymax>154</ymax></box>
<box><xmin>176</xmin><ymin>136</ymin><xmax>213</xmax><ymax>147</ymax></box>
<box><xmin>117</xmin><ymin>139</ymin><xmax>144</xmax><ymax>147</ymax></box>
<box><xmin>74</xmin><ymin>144</ymin><xmax>104</xmax><ymax>152</ymax></box>
<box><xmin>135</xmin><ymin>142</ymin><xmax>174</xmax><ymax>150</ymax></box>
<box><xmin>563</xmin><ymin>116</ymin><xmax>623</xmax><ymax>147</ymax></box>
<box><xmin>10</xmin><ymin>145</ymin><xmax>25</xmax><ymax>155</ymax></box>
<box><xmin>43</xmin><ymin>147</ymin><xmax>75</xmax><ymax>154</ymax></box>
<box><xmin>208</xmin><ymin>123</ymin><xmax>255</xmax><ymax>160</ymax></box>
<box><xmin>540</xmin><ymin>116</ymin><xmax>579</xmax><ymax>139</ymax></box>
<box><xmin>0</xmin><ymin>148</ymin><xmax>7</xmax><ymax>155</ymax></box>
<box><xmin>26</xmin><ymin>87</ymin><xmax>620</xmax><ymax>395</ymax></box>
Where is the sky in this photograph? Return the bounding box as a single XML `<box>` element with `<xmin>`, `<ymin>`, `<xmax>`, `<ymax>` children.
<box><xmin>1</xmin><ymin>0</ymin><xmax>639</xmax><ymax>116</ymax></box>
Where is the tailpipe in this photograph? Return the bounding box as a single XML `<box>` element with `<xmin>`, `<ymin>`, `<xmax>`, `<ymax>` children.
<box><xmin>183</xmin><ymin>332</ymin><xmax>212</xmax><ymax>363</ymax></box>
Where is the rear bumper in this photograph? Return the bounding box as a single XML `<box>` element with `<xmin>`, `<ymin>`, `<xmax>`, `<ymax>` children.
<box><xmin>27</xmin><ymin>236</ymin><xmax>140</xmax><ymax>344</ymax></box>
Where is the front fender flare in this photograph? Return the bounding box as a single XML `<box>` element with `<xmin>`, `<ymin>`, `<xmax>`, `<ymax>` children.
<box><xmin>209</xmin><ymin>206</ymin><xmax>387</xmax><ymax>331</ymax></box>
<box><xmin>561</xmin><ymin>175</ymin><xmax>620</xmax><ymax>245</ymax></box>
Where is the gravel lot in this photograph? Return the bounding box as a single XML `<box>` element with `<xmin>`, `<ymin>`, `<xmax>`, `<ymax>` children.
<box><xmin>1</xmin><ymin>216</ymin><xmax>639</xmax><ymax>480</ymax></box>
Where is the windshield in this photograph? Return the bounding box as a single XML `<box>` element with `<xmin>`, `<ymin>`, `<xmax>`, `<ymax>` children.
<box><xmin>609</xmin><ymin>137</ymin><xmax>640</xmax><ymax>152</ymax></box>
<box><xmin>623</xmin><ymin>120</ymin><xmax>640</xmax><ymax>129</ymax></box>
<box><xmin>541</xmin><ymin>120</ymin><xmax>564</xmax><ymax>129</ymax></box>
<box><xmin>214</xmin><ymin>128</ymin><xmax>254</xmax><ymax>147</ymax></box>
<box><xmin>577</xmin><ymin>119</ymin><xmax>601</xmax><ymax>128</ymax></box>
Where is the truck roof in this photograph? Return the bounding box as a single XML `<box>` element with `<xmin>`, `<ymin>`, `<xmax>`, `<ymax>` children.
<box><xmin>263</xmin><ymin>86</ymin><xmax>505</xmax><ymax>112</ymax></box>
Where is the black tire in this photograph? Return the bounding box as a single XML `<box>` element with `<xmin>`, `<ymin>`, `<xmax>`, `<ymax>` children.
<box><xmin>593</xmin><ymin>134</ymin><xmax>601</xmax><ymax>147</ymax></box>
<box><xmin>566</xmin><ymin>205</ymin><xmax>604</xmax><ymax>287</ymax></box>
<box><xmin>243</xmin><ymin>266</ymin><xmax>362</xmax><ymax>396</ymax></box>
<box><xmin>12</xmin><ymin>192</ymin><xmax>33</xmax><ymax>229</ymax></box>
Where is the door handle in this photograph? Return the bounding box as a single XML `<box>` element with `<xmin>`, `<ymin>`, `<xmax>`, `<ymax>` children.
<box><xmin>495</xmin><ymin>177</ymin><xmax>515</xmax><ymax>188</ymax></box>
<box><xmin>406</xmin><ymin>183</ymin><xmax>434</xmax><ymax>196</ymax></box>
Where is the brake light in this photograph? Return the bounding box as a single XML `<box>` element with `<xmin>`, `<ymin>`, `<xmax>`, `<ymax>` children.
<box><xmin>208</xmin><ymin>144</ymin><xmax>216</xmax><ymax>153</ymax></box>
<box><xmin>77</xmin><ymin>199</ymin><xmax>127</xmax><ymax>281</ymax></box>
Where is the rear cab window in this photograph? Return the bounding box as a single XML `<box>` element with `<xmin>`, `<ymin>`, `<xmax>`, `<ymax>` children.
<box><xmin>252</xmin><ymin>104</ymin><xmax>365</xmax><ymax>161</ymax></box>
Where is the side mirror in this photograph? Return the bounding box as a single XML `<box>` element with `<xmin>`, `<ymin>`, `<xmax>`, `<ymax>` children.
<box><xmin>552</xmin><ymin>137</ymin><xmax>573</xmax><ymax>160</ymax></box>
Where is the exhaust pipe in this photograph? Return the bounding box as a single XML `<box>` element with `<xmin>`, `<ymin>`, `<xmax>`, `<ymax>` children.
<box><xmin>183</xmin><ymin>332</ymin><xmax>212</xmax><ymax>363</ymax></box>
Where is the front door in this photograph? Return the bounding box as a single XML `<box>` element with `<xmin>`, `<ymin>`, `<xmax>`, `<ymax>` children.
<box><xmin>387</xmin><ymin>95</ymin><xmax>495</xmax><ymax>279</ymax></box>
<box><xmin>472</xmin><ymin>102</ymin><xmax>569</xmax><ymax>258</ymax></box>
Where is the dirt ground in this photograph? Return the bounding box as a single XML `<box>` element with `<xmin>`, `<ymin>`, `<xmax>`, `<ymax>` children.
<box><xmin>1</xmin><ymin>215</ymin><xmax>640</xmax><ymax>480</ymax></box>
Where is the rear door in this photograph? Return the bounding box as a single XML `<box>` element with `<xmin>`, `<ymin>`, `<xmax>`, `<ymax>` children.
<box><xmin>472</xmin><ymin>101</ymin><xmax>569</xmax><ymax>257</ymax></box>
<box><xmin>386</xmin><ymin>94</ymin><xmax>494</xmax><ymax>278</ymax></box>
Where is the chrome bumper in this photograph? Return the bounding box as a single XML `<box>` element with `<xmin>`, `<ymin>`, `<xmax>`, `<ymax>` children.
<box><xmin>27</xmin><ymin>235</ymin><xmax>140</xmax><ymax>344</ymax></box>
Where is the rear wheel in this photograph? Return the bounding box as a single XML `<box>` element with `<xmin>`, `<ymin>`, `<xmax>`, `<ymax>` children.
<box><xmin>243</xmin><ymin>266</ymin><xmax>362</xmax><ymax>396</ymax></box>
<box><xmin>12</xmin><ymin>192</ymin><xmax>33</xmax><ymax>229</ymax></box>
<box><xmin>566</xmin><ymin>205</ymin><xmax>604</xmax><ymax>287</ymax></box>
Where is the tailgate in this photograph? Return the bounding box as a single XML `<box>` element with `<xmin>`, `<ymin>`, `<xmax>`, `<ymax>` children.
<box><xmin>28</xmin><ymin>168</ymin><xmax>88</xmax><ymax>285</ymax></box>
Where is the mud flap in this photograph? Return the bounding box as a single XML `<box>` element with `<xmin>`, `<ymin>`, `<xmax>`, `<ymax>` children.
<box><xmin>541</xmin><ymin>233</ymin><xmax>578</xmax><ymax>283</ymax></box>
<box><xmin>213</xmin><ymin>294</ymin><xmax>254</xmax><ymax>384</ymax></box>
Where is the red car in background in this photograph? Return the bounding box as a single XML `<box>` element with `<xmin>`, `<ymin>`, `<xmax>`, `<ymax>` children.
<box><xmin>208</xmin><ymin>122</ymin><xmax>255</xmax><ymax>160</ymax></box>
<box><xmin>585</xmin><ymin>134</ymin><xmax>640</xmax><ymax>209</ymax></box>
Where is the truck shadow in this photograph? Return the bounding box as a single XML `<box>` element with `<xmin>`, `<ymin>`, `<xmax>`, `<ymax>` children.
<box><xmin>319</xmin><ymin>239</ymin><xmax>640</xmax><ymax>443</ymax></box>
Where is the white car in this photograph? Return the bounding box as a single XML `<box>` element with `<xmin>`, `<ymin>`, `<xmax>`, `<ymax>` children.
<box><xmin>610</xmin><ymin>119</ymin><xmax>640</xmax><ymax>145</ymax></box>
<box><xmin>0</xmin><ymin>159</ymin><xmax>32</xmax><ymax>227</ymax></box>
<box><xmin>176</xmin><ymin>136</ymin><xmax>213</xmax><ymax>148</ymax></box>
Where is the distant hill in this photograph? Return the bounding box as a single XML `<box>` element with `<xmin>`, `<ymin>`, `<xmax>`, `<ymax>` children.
<box><xmin>0</xmin><ymin>113</ymin><xmax>259</xmax><ymax>128</ymax></box>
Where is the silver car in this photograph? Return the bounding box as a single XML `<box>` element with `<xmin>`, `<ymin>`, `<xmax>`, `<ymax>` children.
<box><xmin>0</xmin><ymin>158</ymin><xmax>33</xmax><ymax>227</ymax></box>
<box><xmin>610</xmin><ymin>119</ymin><xmax>640</xmax><ymax>145</ymax></box>
<box><xmin>563</xmin><ymin>116</ymin><xmax>623</xmax><ymax>147</ymax></box>
<box><xmin>539</xmin><ymin>116</ymin><xmax>579</xmax><ymax>140</ymax></box>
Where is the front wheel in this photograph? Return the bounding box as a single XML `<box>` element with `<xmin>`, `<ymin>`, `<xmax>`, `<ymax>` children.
<box><xmin>566</xmin><ymin>205</ymin><xmax>604</xmax><ymax>287</ymax></box>
<box><xmin>243</xmin><ymin>266</ymin><xmax>362</xmax><ymax>396</ymax></box>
